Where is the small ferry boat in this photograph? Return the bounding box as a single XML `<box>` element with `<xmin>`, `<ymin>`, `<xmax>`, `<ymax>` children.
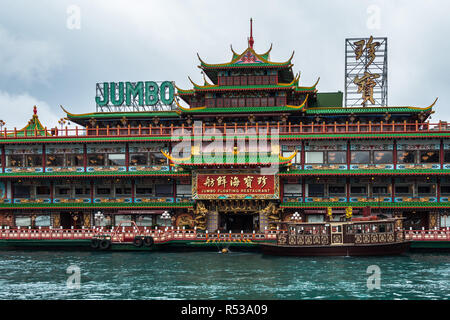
<box><xmin>259</xmin><ymin>217</ymin><xmax>411</xmax><ymax>256</ymax></box>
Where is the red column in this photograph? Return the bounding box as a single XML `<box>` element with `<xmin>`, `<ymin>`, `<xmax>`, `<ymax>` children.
<box><xmin>90</xmin><ymin>180</ymin><xmax>94</xmax><ymax>203</ymax></box>
<box><xmin>280</xmin><ymin>178</ymin><xmax>284</xmax><ymax>200</ymax></box>
<box><xmin>440</xmin><ymin>139</ymin><xmax>444</xmax><ymax>168</ymax></box>
<box><xmin>131</xmin><ymin>178</ymin><xmax>135</xmax><ymax>203</ymax></box>
<box><xmin>173</xmin><ymin>178</ymin><xmax>177</xmax><ymax>201</ymax></box>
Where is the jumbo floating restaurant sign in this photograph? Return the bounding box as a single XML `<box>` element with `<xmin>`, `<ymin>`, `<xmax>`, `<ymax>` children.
<box><xmin>95</xmin><ymin>81</ymin><xmax>175</xmax><ymax>107</ymax></box>
<box><xmin>192</xmin><ymin>173</ymin><xmax>279</xmax><ymax>200</ymax></box>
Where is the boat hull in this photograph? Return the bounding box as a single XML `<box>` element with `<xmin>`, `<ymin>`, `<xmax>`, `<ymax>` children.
<box><xmin>259</xmin><ymin>241</ymin><xmax>412</xmax><ymax>256</ymax></box>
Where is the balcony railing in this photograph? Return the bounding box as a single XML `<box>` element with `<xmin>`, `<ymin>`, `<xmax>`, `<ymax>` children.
<box><xmin>1</xmin><ymin>121</ymin><xmax>449</xmax><ymax>140</ymax></box>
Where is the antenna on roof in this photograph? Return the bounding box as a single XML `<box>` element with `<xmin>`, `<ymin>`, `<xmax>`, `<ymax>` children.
<box><xmin>248</xmin><ymin>18</ymin><xmax>254</xmax><ymax>49</ymax></box>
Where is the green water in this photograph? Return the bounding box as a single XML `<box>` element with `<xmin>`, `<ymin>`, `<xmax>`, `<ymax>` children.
<box><xmin>0</xmin><ymin>251</ymin><xmax>448</xmax><ymax>299</ymax></box>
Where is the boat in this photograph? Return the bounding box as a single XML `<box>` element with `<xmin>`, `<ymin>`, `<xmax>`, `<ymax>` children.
<box><xmin>259</xmin><ymin>217</ymin><xmax>411</xmax><ymax>256</ymax></box>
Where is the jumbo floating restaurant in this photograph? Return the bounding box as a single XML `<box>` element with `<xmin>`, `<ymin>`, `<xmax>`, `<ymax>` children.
<box><xmin>0</xmin><ymin>22</ymin><xmax>449</xmax><ymax>250</ymax></box>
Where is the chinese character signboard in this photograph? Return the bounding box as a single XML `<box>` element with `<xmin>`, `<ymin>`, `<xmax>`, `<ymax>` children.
<box><xmin>345</xmin><ymin>36</ymin><xmax>387</xmax><ymax>107</ymax></box>
<box><xmin>193</xmin><ymin>173</ymin><xmax>279</xmax><ymax>199</ymax></box>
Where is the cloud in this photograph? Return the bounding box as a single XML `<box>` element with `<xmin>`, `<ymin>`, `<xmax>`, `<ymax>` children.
<box><xmin>0</xmin><ymin>25</ymin><xmax>63</xmax><ymax>84</ymax></box>
<box><xmin>0</xmin><ymin>91</ymin><xmax>60</xmax><ymax>130</ymax></box>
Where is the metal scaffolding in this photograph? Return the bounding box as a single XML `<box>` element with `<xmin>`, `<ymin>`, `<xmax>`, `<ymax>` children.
<box><xmin>345</xmin><ymin>37</ymin><xmax>387</xmax><ymax>107</ymax></box>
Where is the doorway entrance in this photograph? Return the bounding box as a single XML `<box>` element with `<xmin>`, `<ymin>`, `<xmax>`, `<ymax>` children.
<box><xmin>219</xmin><ymin>213</ymin><xmax>256</xmax><ymax>233</ymax></box>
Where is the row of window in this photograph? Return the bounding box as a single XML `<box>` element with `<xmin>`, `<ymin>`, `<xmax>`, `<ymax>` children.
<box><xmin>217</xmin><ymin>75</ymin><xmax>278</xmax><ymax>86</ymax></box>
<box><xmin>285</xmin><ymin>183</ymin><xmax>443</xmax><ymax>197</ymax></box>
<box><xmin>13</xmin><ymin>184</ymin><xmax>180</xmax><ymax>198</ymax></box>
<box><xmin>13</xmin><ymin>214</ymin><xmax>172</xmax><ymax>227</ymax></box>
<box><xmin>301</xmin><ymin>150</ymin><xmax>445</xmax><ymax>164</ymax></box>
<box><xmin>4</xmin><ymin>152</ymin><xmax>167</xmax><ymax>167</ymax></box>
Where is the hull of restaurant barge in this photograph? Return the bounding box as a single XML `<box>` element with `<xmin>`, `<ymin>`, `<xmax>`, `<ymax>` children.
<box><xmin>259</xmin><ymin>241</ymin><xmax>412</xmax><ymax>256</ymax></box>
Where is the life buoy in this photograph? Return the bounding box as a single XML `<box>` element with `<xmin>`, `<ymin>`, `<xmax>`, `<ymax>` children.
<box><xmin>133</xmin><ymin>236</ymin><xmax>143</xmax><ymax>247</ymax></box>
<box><xmin>99</xmin><ymin>239</ymin><xmax>111</xmax><ymax>250</ymax></box>
<box><xmin>143</xmin><ymin>236</ymin><xmax>154</xmax><ymax>247</ymax></box>
<box><xmin>91</xmin><ymin>238</ymin><xmax>100</xmax><ymax>249</ymax></box>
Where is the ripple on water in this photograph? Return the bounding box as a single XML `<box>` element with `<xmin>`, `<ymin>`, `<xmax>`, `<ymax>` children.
<box><xmin>0</xmin><ymin>251</ymin><xmax>448</xmax><ymax>299</ymax></box>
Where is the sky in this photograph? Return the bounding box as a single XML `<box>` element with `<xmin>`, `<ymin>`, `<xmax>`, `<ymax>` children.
<box><xmin>0</xmin><ymin>0</ymin><xmax>449</xmax><ymax>129</ymax></box>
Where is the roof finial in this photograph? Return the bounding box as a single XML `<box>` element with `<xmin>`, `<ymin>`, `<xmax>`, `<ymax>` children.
<box><xmin>248</xmin><ymin>18</ymin><xmax>254</xmax><ymax>49</ymax></box>
<box><xmin>33</xmin><ymin>105</ymin><xmax>37</xmax><ymax>115</ymax></box>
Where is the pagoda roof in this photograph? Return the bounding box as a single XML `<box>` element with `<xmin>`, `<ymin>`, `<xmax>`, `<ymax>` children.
<box><xmin>174</xmin><ymin>94</ymin><xmax>309</xmax><ymax>114</ymax></box>
<box><xmin>174</xmin><ymin>96</ymin><xmax>436</xmax><ymax>116</ymax></box>
<box><xmin>5</xmin><ymin>106</ymin><xmax>50</xmax><ymax>137</ymax></box>
<box><xmin>61</xmin><ymin>105</ymin><xmax>180</xmax><ymax>123</ymax></box>
<box><xmin>197</xmin><ymin>45</ymin><xmax>294</xmax><ymax>70</ymax></box>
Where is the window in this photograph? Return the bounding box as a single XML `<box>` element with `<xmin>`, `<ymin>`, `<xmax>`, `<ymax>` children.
<box><xmin>130</xmin><ymin>153</ymin><xmax>147</xmax><ymax>166</ymax></box>
<box><xmin>56</xmin><ymin>187</ymin><xmax>70</xmax><ymax>196</ymax></box>
<box><xmin>75</xmin><ymin>187</ymin><xmax>90</xmax><ymax>196</ymax></box>
<box><xmin>95</xmin><ymin>215</ymin><xmax>111</xmax><ymax>227</ymax></box>
<box><xmin>440</xmin><ymin>185</ymin><xmax>450</xmax><ymax>195</ymax></box>
<box><xmin>351</xmin><ymin>186</ymin><xmax>367</xmax><ymax>194</ymax></box>
<box><xmin>418</xmin><ymin>185</ymin><xmax>434</xmax><ymax>195</ymax></box>
<box><xmin>308</xmin><ymin>184</ymin><xmax>324</xmax><ymax>197</ymax></box>
<box><xmin>36</xmin><ymin>186</ymin><xmax>50</xmax><ymax>196</ymax></box>
<box><xmin>444</xmin><ymin>151</ymin><xmax>450</xmax><ymax>163</ymax></box>
<box><xmin>136</xmin><ymin>215</ymin><xmax>153</xmax><ymax>226</ymax></box>
<box><xmin>14</xmin><ymin>185</ymin><xmax>31</xmax><ymax>198</ymax></box>
<box><xmin>115</xmin><ymin>187</ymin><xmax>131</xmax><ymax>195</ymax></box>
<box><xmin>327</xmin><ymin>151</ymin><xmax>346</xmax><ymax>164</ymax></box>
<box><xmin>398</xmin><ymin>151</ymin><xmax>416</xmax><ymax>164</ymax></box>
<box><xmin>149</xmin><ymin>152</ymin><xmax>167</xmax><ymax>165</ymax></box>
<box><xmin>107</xmin><ymin>154</ymin><xmax>126</xmax><ymax>166</ymax></box>
<box><xmin>373</xmin><ymin>151</ymin><xmax>393</xmax><ymax>164</ymax></box>
<box><xmin>15</xmin><ymin>215</ymin><xmax>31</xmax><ymax>227</ymax></box>
<box><xmin>305</xmin><ymin>152</ymin><xmax>323</xmax><ymax>164</ymax></box>
<box><xmin>87</xmin><ymin>154</ymin><xmax>105</xmax><ymax>166</ymax></box>
<box><xmin>155</xmin><ymin>184</ymin><xmax>172</xmax><ymax>197</ymax></box>
<box><xmin>395</xmin><ymin>186</ymin><xmax>411</xmax><ymax>194</ymax></box>
<box><xmin>35</xmin><ymin>215</ymin><xmax>51</xmax><ymax>227</ymax></box>
<box><xmin>114</xmin><ymin>215</ymin><xmax>131</xmax><ymax>226</ymax></box>
<box><xmin>373</xmin><ymin>186</ymin><xmax>389</xmax><ymax>195</ymax></box>
<box><xmin>97</xmin><ymin>188</ymin><xmax>111</xmax><ymax>195</ymax></box>
<box><xmin>328</xmin><ymin>185</ymin><xmax>345</xmax><ymax>195</ymax></box>
<box><xmin>307</xmin><ymin>215</ymin><xmax>324</xmax><ymax>223</ymax></box>
<box><xmin>420</xmin><ymin>151</ymin><xmax>439</xmax><ymax>163</ymax></box>
<box><xmin>67</xmin><ymin>154</ymin><xmax>83</xmax><ymax>166</ymax></box>
<box><xmin>25</xmin><ymin>155</ymin><xmax>42</xmax><ymax>167</ymax></box>
<box><xmin>351</xmin><ymin>151</ymin><xmax>370</xmax><ymax>164</ymax></box>
<box><xmin>136</xmin><ymin>187</ymin><xmax>152</xmax><ymax>195</ymax></box>
<box><xmin>46</xmin><ymin>155</ymin><xmax>64</xmax><ymax>167</ymax></box>
<box><xmin>7</xmin><ymin>155</ymin><xmax>24</xmax><ymax>167</ymax></box>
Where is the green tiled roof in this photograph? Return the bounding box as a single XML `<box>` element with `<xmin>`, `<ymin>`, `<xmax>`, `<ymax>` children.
<box><xmin>279</xmin><ymin>169</ymin><xmax>450</xmax><ymax>176</ymax></box>
<box><xmin>306</xmin><ymin>106</ymin><xmax>428</xmax><ymax>114</ymax></box>
<box><xmin>3</xmin><ymin>132</ymin><xmax>450</xmax><ymax>144</ymax></box>
<box><xmin>66</xmin><ymin>111</ymin><xmax>180</xmax><ymax>120</ymax></box>
<box><xmin>0</xmin><ymin>170</ymin><xmax>189</xmax><ymax>178</ymax></box>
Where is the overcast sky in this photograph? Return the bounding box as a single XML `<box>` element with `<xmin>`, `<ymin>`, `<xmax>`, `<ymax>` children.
<box><xmin>0</xmin><ymin>0</ymin><xmax>449</xmax><ymax>129</ymax></box>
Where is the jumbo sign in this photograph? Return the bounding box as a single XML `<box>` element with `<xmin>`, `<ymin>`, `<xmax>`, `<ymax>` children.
<box><xmin>95</xmin><ymin>81</ymin><xmax>175</xmax><ymax>107</ymax></box>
